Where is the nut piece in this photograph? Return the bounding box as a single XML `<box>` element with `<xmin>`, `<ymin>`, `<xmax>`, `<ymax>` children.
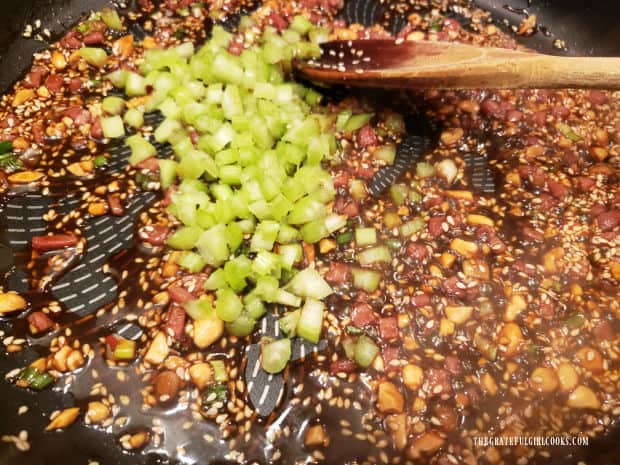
<box><xmin>449</xmin><ymin>238</ymin><xmax>478</xmax><ymax>258</ymax></box>
<box><xmin>8</xmin><ymin>171</ymin><xmax>44</xmax><ymax>184</ymax></box>
<box><xmin>51</xmin><ymin>51</ymin><xmax>67</xmax><ymax>70</ymax></box>
<box><xmin>530</xmin><ymin>367</ymin><xmax>559</xmax><ymax>393</ymax></box>
<box><xmin>66</xmin><ymin>349</ymin><xmax>85</xmax><ymax>371</ymax></box>
<box><xmin>385</xmin><ymin>413</ymin><xmax>409</xmax><ymax>451</ymax></box>
<box><xmin>51</xmin><ymin>345</ymin><xmax>73</xmax><ymax>372</ymax></box>
<box><xmin>376</xmin><ymin>381</ymin><xmax>404</xmax><ymax>414</ymax></box>
<box><xmin>402</xmin><ymin>364</ymin><xmax>424</xmax><ymax>391</ymax></box>
<box><xmin>440</xmin><ymin>127</ymin><xmax>464</xmax><ymax>146</ymax></box>
<box><xmin>567</xmin><ymin>385</ymin><xmax>601</xmax><ymax>410</ymax></box>
<box><xmin>192</xmin><ymin>318</ymin><xmax>224</xmax><ymax>349</ymax></box>
<box><xmin>128</xmin><ymin>431</ymin><xmax>150</xmax><ymax>449</ymax></box>
<box><xmin>189</xmin><ymin>362</ymin><xmax>213</xmax><ymax>390</ymax></box>
<box><xmin>481</xmin><ymin>373</ymin><xmax>498</xmax><ymax>396</ymax></box>
<box><xmin>0</xmin><ymin>292</ymin><xmax>28</xmax><ymax>313</ymax></box>
<box><xmin>496</xmin><ymin>322</ymin><xmax>524</xmax><ymax>357</ymax></box>
<box><xmin>86</xmin><ymin>401</ymin><xmax>110</xmax><ymax>424</ymax></box>
<box><xmin>444</xmin><ymin>305</ymin><xmax>473</xmax><ymax>325</ymax></box>
<box><xmin>556</xmin><ymin>362</ymin><xmax>579</xmax><ymax>393</ymax></box>
<box><xmin>304</xmin><ymin>424</ymin><xmax>329</xmax><ymax>447</ymax></box>
<box><xmin>575</xmin><ymin>347</ymin><xmax>605</xmax><ymax>374</ymax></box>
<box><xmin>144</xmin><ymin>331</ymin><xmax>170</xmax><ymax>365</ymax></box>
<box><xmin>467</xmin><ymin>214</ymin><xmax>494</xmax><ymax>227</ymax></box>
<box><xmin>12</xmin><ymin>89</ymin><xmax>35</xmax><ymax>107</ymax></box>
<box><xmin>504</xmin><ymin>294</ymin><xmax>527</xmax><ymax>322</ymax></box>
<box><xmin>407</xmin><ymin>431</ymin><xmax>445</xmax><ymax>459</ymax></box>
<box><xmin>46</xmin><ymin>407</ymin><xmax>80</xmax><ymax>431</ymax></box>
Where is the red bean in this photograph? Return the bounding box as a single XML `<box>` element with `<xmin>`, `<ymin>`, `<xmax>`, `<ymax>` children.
<box><xmin>427</xmin><ymin>216</ymin><xmax>446</xmax><ymax>238</ymax></box>
<box><xmin>574</xmin><ymin>176</ymin><xmax>595</xmax><ymax>193</ymax></box>
<box><xmin>153</xmin><ymin>370</ymin><xmax>181</xmax><ymax>403</ymax></box>
<box><xmin>592</xmin><ymin>320</ymin><xmax>615</xmax><ymax>341</ymax></box>
<box><xmin>425</xmin><ymin>368</ymin><xmax>452</xmax><ymax>397</ymax></box>
<box><xmin>168</xmin><ymin>285</ymin><xmax>193</xmax><ymax>304</ymax></box>
<box><xmin>334</xmin><ymin>196</ymin><xmax>359</xmax><ymax>218</ymax></box>
<box><xmin>552</xmin><ymin>105</ymin><xmax>569</xmax><ymax>119</ymax></box>
<box><xmin>24</xmin><ymin>66</ymin><xmax>49</xmax><ymax>89</ymax></box>
<box><xmin>351</xmin><ymin>303</ymin><xmax>377</xmax><ymax>328</ymax></box>
<box><xmin>356</xmin><ymin>124</ymin><xmax>377</xmax><ymax>148</ymax></box>
<box><xmin>411</xmin><ymin>293</ymin><xmax>431</xmax><ymax>307</ymax></box>
<box><xmin>406</xmin><ymin>242</ymin><xmax>428</xmax><ymax>261</ymax></box>
<box><xmin>32</xmin><ymin>234</ymin><xmax>78</xmax><ymax>252</ymax></box>
<box><xmin>60</xmin><ymin>30</ymin><xmax>82</xmax><ymax>49</ymax></box>
<box><xmin>136</xmin><ymin>157</ymin><xmax>160</xmax><ymax>172</ymax></box>
<box><xmin>378</xmin><ymin>316</ymin><xmax>399</xmax><ymax>341</ymax></box>
<box><xmin>356</xmin><ymin>165</ymin><xmax>375</xmax><ymax>180</ymax></box>
<box><xmin>324</xmin><ymin>262</ymin><xmax>350</xmax><ymax>285</ymax></box>
<box><xmin>480</xmin><ymin>99</ymin><xmax>500</xmax><ymax>117</ymax></box>
<box><xmin>333</xmin><ymin>171</ymin><xmax>350</xmax><ymax>189</ymax></box>
<box><xmin>166</xmin><ymin>304</ymin><xmax>186</xmax><ymax>339</ymax></box>
<box><xmin>45</xmin><ymin>74</ymin><xmax>65</xmax><ymax>93</ymax></box>
<box><xmin>63</xmin><ymin>106</ymin><xmax>91</xmax><ymax>125</ymax></box>
<box><xmin>522</xmin><ymin>226</ymin><xmax>544</xmax><ymax>242</ymax></box>
<box><xmin>444</xmin><ymin>355</ymin><xmax>461</xmax><ymax>375</ymax></box>
<box><xmin>382</xmin><ymin>346</ymin><xmax>401</xmax><ymax>371</ymax></box>
<box><xmin>505</xmin><ymin>110</ymin><xmax>523</xmax><ymax>123</ymax></box>
<box><xmin>441</xmin><ymin>276</ymin><xmax>466</xmax><ymax>299</ymax></box>
<box><xmin>539</xmin><ymin>193</ymin><xmax>558</xmax><ymax>210</ymax></box>
<box><xmin>83</xmin><ymin>31</ymin><xmax>105</xmax><ymax>45</ymax></box>
<box><xmin>69</xmin><ymin>77</ymin><xmax>84</xmax><ymax>94</ymax></box>
<box><xmin>227</xmin><ymin>38</ymin><xmax>244</xmax><ymax>56</ymax></box>
<box><xmin>32</xmin><ymin>122</ymin><xmax>45</xmax><ymax>145</ymax></box>
<box><xmin>90</xmin><ymin>118</ymin><xmax>103</xmax><ymax>139</ymax></box>
<box><xmin>596</xmin><ymin>210</ymin><xmax>620</xmax><ymax>231</ymax></box>
<box><xmin>269</xmin><ymin>11</ymin><xmax>288</xmax><ymax>31</ymax></box>
<box><xmin>27</xmin><ymin>311</ymin><xmax>55</xmax><ymax>334</ymax></box>
<box><xmin>107</xmin><ymin>194</ymin><xmax>124</xmax><ymax>216</ymax></box>
<box><xmin>587</xmin><ymin>90</ymin><xmax>608</xmax><ymax>106</ymax></box>
<box><xmin>139</xmin><ymin>225</ymin><xmax>170</xmax><ymax>246</ymax></box>
<box><xmin>547</xmin><ymin>179</ymin><xmax>569</xmax><ymax>199</ymax></box>
<box><xmin>330</xmin><ymin>359</ymin><xmax>357</xmax><ymax>374</ymax></box>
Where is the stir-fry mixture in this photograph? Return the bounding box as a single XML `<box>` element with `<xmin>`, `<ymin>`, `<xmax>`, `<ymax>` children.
<box><xmin>0</xmin><ymin>0</ymin><xmax>619</xmax><ymax>464</ymax></box>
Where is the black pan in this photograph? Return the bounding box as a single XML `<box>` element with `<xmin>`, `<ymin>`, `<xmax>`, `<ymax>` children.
<box><xmin>0</xmin><ymin>1</ymin><xmax>618</xmax><ymax>465</ymax></box>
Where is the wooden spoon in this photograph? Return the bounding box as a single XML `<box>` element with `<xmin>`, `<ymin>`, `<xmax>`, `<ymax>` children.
<box><xmin>294</xmin><ymin>39</ymin><xmax>620</xmax><ymax>89</ymax></box>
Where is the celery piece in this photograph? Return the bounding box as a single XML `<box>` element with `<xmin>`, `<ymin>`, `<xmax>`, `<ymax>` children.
<box><xmin>250</xmin><ymin>221</ymin><xmax>280</xmax><ymax>252</ymax></box>
<box><xmin>390</xmin><ymin>183</ymin><xmax>408</xmax><ymax>206</ymax></box>
<box><xmin>288</xmin><ymin>195</ymin><xmax>326</xmax><ymax>225</ymax></box>
<box><xmin>358</xmin><ymin>245</ymin><xmax>392</xmax><ymax>266</ymax></box>
<box><xmin>101</xmin><ymin>116</ymin><xmax>125</xmax><ymax>139</ymax></box>
<box><xmin>105</xmin><ymin>69</ymin><xmax>128</xmax><ymax>88</ymax></box>
<box><xmin>167</xmin><ymin>226</ymin><xmax>202</xmax><ymax>250</ymax></box>
<box><xmin>351</xmin><ymin>268</ymin><xmax>381</xmax><ymax>292</ymax></box>
<box><xmin>324</xmin><ymin>214</ymin><xmax>347</xmax><ymax>234</ymax></box>
<box><xmin>253</xmin><ymin>276</ymin><xmax>279</xmax><ymax>302</ymax></box>
<box><xmin>336</xmin><ymin>110</ymin><xmax>352</xmax><ymax>131</ymax></box>
<box><xmin>279</xmin><ymin>310</ymin><xmax>300</xmax><ymax>337</ymax></box>
<box><xmin>416</xmin><ymin>162</ymin><xmax>435</xmax><ymax>178</ymax></box>
<box><xmin>344</xmin><ymin>113</ymin><xmax>373</xmax><ymax>132</ymax></box>
<box><xmin>226</xmin><ymin>313</ymin><xmax>256</xmax><ymax>337</ymax></box>
<box><xmin>126</xmin><ymin>134</ymin><xmax>156</xmax><ymax>166</ymax></box>
<box><xmin>400</xmin><ymin>217</ymin><xmax>425</xmax><ymax>237</ymax></box>
<box><xmin>204</xmin><ymin>268</ymin><xmax>226</xmax><ymax>291</ymax></box>
<box><xmin>158</xmin><ymin>97</ymin><xmax>181</xmax><ymax>120</ymax></box>
<box><xmin>252</xmin><ymin>250</ymin><xmax>282</xmax><ymax>278</ymax></box>
<box><xmin>125</xmin><ymin>72</ymin><xmax>147</xmax><ymax>97</ymax></box>
<box><xmin>177</xmin><ymin>251</ymin><xmax>206</xmax><ymax>273</ymax></box>
<box><xmin>79</xmin><ymin>47</ymin><xmax>108</xmax><ymax>68</ymax></box>
<box><xmin>244</xmin><ymin>295</ymin><xmax>267</xmax><ymax>320</ymax></box>
<box><xmin>155</xmin><ymin>118</ymin><xmax>182</xmax><ymax>143</ymax></box>
<box><xmin>102</xmin><ymin>96</ymin><xmax>126</xmax><ymax>115</ymax></box>
<box><xmin>124</xmin><ymin>108</ymin><xmax>144</xmax><ymax>129</ymax></box>
<box><xmin>300</xmin><ymin>220</ymin><xmax>327</xmax><ymax>244</ymax></box>
<box><xmin>354</xmin><ymin>335</ymin><xmax>379</xmax><ymax>368</ymax></box>
<box><xmin>101</xmin><ymin>8</ymin><xmax>123</xmax><ymax>30</ymax></box>
<box><xmin>355</xmin><ymin>227</ymin><xmax>377</xmax><ymax>246</ymax></box>
<box><xmin>212</xmin><ymin>54</ymin><xmax>244</xmax><ymax>84</ymax></box>
<box><xmin>277</xmin><ymin>224</ymin><xmax>300</xmax><ymax>244</ymax></box>
<box><xmin>278</xmin><ymin>243</ymin><xmax>302</xmax><ymax>270</ymax></box>
<box><xmin>158</xmin><ymin>159</ymin><xmax>178</xmax><ymax>189</ymax></box>
<box><xmin>297</xmin><ymin>299</ymin><xmax>324</xmax><ymax>344</ymax></box>
<box><xmin>222</xmin><ymin>84</ymin><xmax>244</xmax><ymax>119</ymax></box>
<box><xmin>226</xmin><ymin>222</ymin><xmax>244</xmax><ymax>252</ymax></box>
<box><xmin>261</xmin><ymin>338</ymin><xmax>291</xmax><ymax>374</ymax></box>
<box><xmin>374</xmin><ymin>144</ymin><xmax>396</xmax><ymax>165</ymax></box>
<box><xmin>275</xmin><ymin>289</ymin><xmax>301</xmax><ymax>307</ymax></box>
<box><xmin>224</xmin><ymin>256</ymin><xmax>252</xmax><ymax>292</ymax></box>
<box><xmin>184</xmin><ymin>297</ymin><xmax>214</xmax><ymax>321</ymax></box>
<box><xmin>308</xmin><ymin>27</ymin><xmax>329</xmax><ymax>44</ymax></box>
<box><xmin>216</xmin><ymin>287</ymin><xmax>243</xmax><ymax>322</ymax></box>
<box><xmin>196</xmin><ymin>224</ymin><xmax>229</xmax><ymax>266</ymax></box>
<box><xmin>285</xmin><ymin>266</ymin><xmax>333</xmax><ymax>300</ymax></box>
<box><xmin>290</xmin><ymin>15</ymin><xmax>312</xmax><ymax>35</ymax></box>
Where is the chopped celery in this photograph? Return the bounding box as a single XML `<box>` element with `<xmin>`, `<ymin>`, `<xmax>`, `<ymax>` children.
<box><xmin>177</xmin><ymin>251</ymin><xmax>206</xmax><ymax>273</ymax></box>
<box><xmin>252</xmin><ymin>250</ymin><xmax>281</xmax><ymax>278</ymax></box>
<box><xmin>297</xmin><ymin>299</ymin><xmax>324</xmax><ymax>344</ymax></box>
<box><xmin>400</xmin><ymin>217</ymin><xmax>425</xmax><ymax>237</ymax></box>
<box><xmin>102</xmin><ymin>96</ymin><xmax>126</xmax><ymax>115</ymax></box>
<box><xmin>226</xmin><ymin>313</ymin><xmax>256</xmax><ymax>337</ymax></box>
<box><xmin>204</xmin><ymin>268</ymin><xmax>226</xmax><ymax>291</ymax></box>
<box><xmin>210</xmin><ymin>359</ymin><xmax>228</xmax><ymax>382</ymax></box>
<box><xmin>126</xmin><ymin>134</ymin><xmax>156</xmax><ymax>165</ymax></box>
<box><xmin>167</xmin><ymin>226</ymin><xmax>201</xmax><ymax>250</ymax></box>
<box><xmin>79</xmin><ymin>47</ymin><xmax>108</xmax><ymax>68</ymax></box>
<box><xmin>250</xmin><ymin>221</ymin><xmax>279</xmax><ymax>252</ymax></box>
<box><xmin>261</xmin><ymin>338</ymin><xmax>291</xmax><ymax>374</ymax></box>
<box><xmin>125</xmin><ymin>72</ymin><xmax>147</xmax><ymax>97</ymax></box>
<box><xmin>358</xmin><ymin>246</ymin><xmax>392</xmax><ymax>266</ymax></box>
<box><xmin>374</xmin><ymin>144</ymin><xmax>396</xmax><ymax>165</ymax></box>
<box><xmin>344</xmin><ymin>113</ymin><xmax>373</xmax><ymax>132</ymax></box>
<box><xmin>285</xmin><ymin>266</ymin><xmax>333</xmax><ymax>300</ymax></box>
<box><xmin>101</xmin><ymin>116</ymin><xmax>125</xmax><ymax>139</ymax></box>
<box><xmin>106</xmin><ymin>69</ymin><xmax>129</xmax><ymax>88</ymax></box>
<box><xmin>124</xmin><ymin>108</ymin><xmax>144</xmax><ymax>129</ymax></box>
<box><xmin>416</xmin><ymin>162</ymin><xmax>435</xmax><ymax>178</ymax></box>
<box><xmin>101</xmin><ymin>8</ymin><xmax>123</xmax><ymax>30</ymax></box>
<box><xmin>390</xmin><ymin>183</ymin><xmax>408</xmax><ymax>206</ymax></box>
<box><xmin>196</xmin><ymin>224</ymin><xmax>229</xmax><ymax>266</ymax></box>
<box><xmin>216</xmin><ymin>287</ymin><xmax>243</xmax><ymax>322</ymax></box>
<box><xmin>279</xmin><ymin>310</ymin><xmax>300</xmax><ymax>337</ymax></box>
<box><xmin>355</xmin><ymin>227</ymin><xmax>377</xmax><ymax>246</ymax></box>
<box><xmin>277</xmin><ymin>243</ymin><xmax>302</xmax><ymax>270</ymax></box>
<box><xmin>159</xmin><ymin>159</ymin><xmax>178</xmax><ymax>189</ymax></box>
<box><xmin>354</xmin><ymin>335</ymin><xmax>379</xmax><ymax>368</ymax></box>
<box><xmin>224</xmin><ymin>256</ymin><xmax>252</xmax><ymax>292</ymax></box>
<box><xmin>351</xmin><ymin>268</ymin><xmax>381</xmax><ymax>292</ymax></box>
<box><xmin>184</xmin><ymin>297</ymin><xmax>214</xmax><ymax>320</ymax></box>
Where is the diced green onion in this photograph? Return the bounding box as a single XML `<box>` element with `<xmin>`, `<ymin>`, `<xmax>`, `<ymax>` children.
<box><xmin>210</xmin><ymin>360</ymin><xmax>228</xmax><ymax>382</ymax></box>
<box><xmin>556</xmin><ymin>122</ymin><xmax>582</xmax><ymax>142</ymax></box>
<box><xmin>94</xmin><ymin>155</ymin><xmax>108</xmax><ymax>167</ymax></box>
<box><xmin>260</xmin><ymin>338</ymin><xmax>291</xmax><ymax>374</ymax></box>
<box><xmin>337</xmin><ymin>231</ymin><xmax>354</xmax><ymax>245</ymax></box>
<box><xmin>29</xmin><ymin>372</ymin><xmax>54</xmax><ymax>390</ymax></box>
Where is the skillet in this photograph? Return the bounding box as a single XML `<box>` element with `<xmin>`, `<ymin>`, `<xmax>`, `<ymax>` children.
<box><xmin>0</xmin><ymin>1</ymin><xmax>618</xmax><ymax>464</ymax></box>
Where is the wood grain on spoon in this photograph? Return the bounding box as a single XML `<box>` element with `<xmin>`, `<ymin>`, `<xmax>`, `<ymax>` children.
<box><xmin>294</xmin><ymin>39</ymin><xmax>620</xmax><ymax>89</ymax></box>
